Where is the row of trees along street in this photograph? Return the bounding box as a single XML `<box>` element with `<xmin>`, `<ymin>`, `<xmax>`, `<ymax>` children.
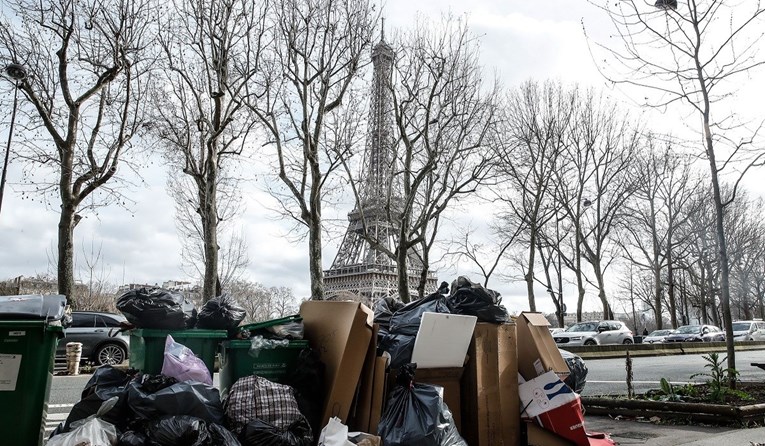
<box><xmin>1</xmin><ymin>0</ymin><xmax>764</xmax><ymax>378</ymax></box>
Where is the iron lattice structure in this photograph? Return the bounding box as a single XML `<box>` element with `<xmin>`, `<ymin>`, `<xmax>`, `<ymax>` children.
<box><xmin>324</xmin><ymin>34</ymin><xmax>436</xmax><ymax>304</ymax></box>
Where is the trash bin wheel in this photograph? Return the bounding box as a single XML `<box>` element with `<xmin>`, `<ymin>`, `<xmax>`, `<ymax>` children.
<box><xmin>95</xmin><ymin>343</ymin><xmax>127</xmax><ymax>366</ymax></box>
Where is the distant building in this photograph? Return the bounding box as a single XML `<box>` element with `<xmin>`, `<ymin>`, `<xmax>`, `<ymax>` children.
<box><xmin>117</xmin><ymin>283</ymin><xmax>156</xmax><ymax>293</ymax></box>
<box><xmin>162</xmin><ymin>280</ymin><xmax>196</xmax><ymax>292</ymax></box>
<box><xmin>0</xmin><ymin>275</ymin><xmax>86</xmax><ymax>297</ymax></box>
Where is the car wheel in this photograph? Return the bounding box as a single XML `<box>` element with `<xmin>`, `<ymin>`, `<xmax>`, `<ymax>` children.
<box><xmin>95</xmin><ymin>343</ymin><xmax>127</xmax><ymax>366</ymax></box>
<box><xmin>584</xmin><ymin>339</ymin><xmax>597</xmax><ymax>346</ymax></box>
<box><xmin>623</xmin><ymin>339</ymin><xmax>633</xmax><ymax>344</ymax></box>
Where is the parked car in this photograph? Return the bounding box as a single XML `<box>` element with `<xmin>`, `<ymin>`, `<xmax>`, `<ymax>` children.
<box><xmin>559</xmin><ymin>348</ymin><xmax>587</xmax><ymax>393</ymax></box>
<box><xmin>643</xmin><ymin>329</ymin><xmax>675</xmax><ymax>344</ymax></box>
<box><xmin>663</xmin><ymin>324</ymin><xmax>724</xmax><ymax>343</ymax></box>
<box><xmin>56</xmin><ymin>311</ymin><xmax>130</xmax><ymax>366</ymax></box>
<box><xmin>549</xmin><ymin>327</ymin><xmax>565</xmax><ymax>335</ymax></box>
<box><xmin>553</xmin><ymin>320</ymin><xmax>634</xmax><ymax>346</ymax></box>
<box><xmin>731</xmin><ymin>320</ymin><xmax>765</xmax><ymax>341</ymax></box>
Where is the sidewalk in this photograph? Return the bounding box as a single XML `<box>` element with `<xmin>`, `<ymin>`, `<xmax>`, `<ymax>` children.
<box><xmin>586</xmin><ymin>414</ymin><xmax>765</xmax><ymax>445</ymax></box>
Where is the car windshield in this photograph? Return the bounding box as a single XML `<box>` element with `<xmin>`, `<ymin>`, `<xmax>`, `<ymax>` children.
<box><xmin>675</xmin><ymin>325</ymin><xmax>701</xmax><ymax>334</ymax></box>
<box><xmin>649</xmin><ymin>330</ymin><xmax>672</xmax><ymax>336</ymax></box>
<box><xmin>566</xmin><ymin>322</ymin><xmax>598</xmax><ymax>332</ymax></box>
<box><xmin>732</xmin><ymin>322</ymin><xmax>752</xmax><ymax>331</ymax></box>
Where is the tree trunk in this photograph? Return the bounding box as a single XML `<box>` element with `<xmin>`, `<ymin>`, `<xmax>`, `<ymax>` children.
<box><xmin>397</xmin><ymin>246</ymin><xmax>411</xmax><ymax>303</ymax></box>
<box><xmin>308</xmin><ymin>211</ymin><xmax>324</xmax><ymax>301</ymax></box>
<box><xmin>526</xmin><ymin>227</ymin><xmax>537</xmax><ymax>312</ymax></box>
<box><xmin>57</xmin><ymin>206</ymin><xmax>76</xmax><ymax>307</ymax></box>
<box><xmin>668</xmin><ymin>254</ymin><xmax>677</xmax><ymax>328</ymax></box>
<box><xmin>202</xmin><ymin>195</ymin><xmax>218</xmax><ymax>302</ymax></box>
<box><xmin>593</xmin><ymin>262</ymin><xmax>611</xmax><ymax>319</ymax></box>
<box><xmin>707</xmin><ymin>138</ymin><xmax>736</xmax><ymax>386</ymax></box>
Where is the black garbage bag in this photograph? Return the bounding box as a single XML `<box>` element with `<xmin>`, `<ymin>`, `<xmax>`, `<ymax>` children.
<box><xmin>378</xmin><ymin>364</ymin><xmax>467</xmax><ymax>446</ymax></box>
<box><xmin>283</xmin><ymin>348</ymin><xmax>325</xmax><ymax>441</ymax></box>
<box><xmin>560</xmin><ymin>348</ymin><xmax>588</xmax><ymax>393</ymax></box>
<box><xmin>118</xmin><ymin>430</ymin><xmax>148</xmax><ymax>446</ymax></box>
<box><xmin>146</xmin><ymin>416</ymin><xmax>209</xmax><ymax>446</ymax></box>
<box><xmin>388</xmin><ymin>292</ymin><xmax>453</xmax><ymax>336</ymax></box>
<box><xmin>240</xmin><ymin>417</ymin><xmax>313</xmax><ymax>446</ymax></box>
<box><xmin>373</xmin><ymin>297</ymin><xmax>405</xmax><ymax>330</ymax></box>
<box><xmin>60</xmin><ymin>366</ymin><xmax>137</xmax><ymax>433</ymax></box>
<box><xmin>208</xmin><ymin>422</ymin><xmax>243</xmax><ymax>446</ymax></box>
<box><xmin>378</xmin><ymin>332</ymin><xmax>416</xmax><ymax>369</ymax></box>
<box><xmin>81</xmin><ymin>365</ymin><xmax>137</xmax><ymax>398</ymax></box>
<box><xmin>136</xmin><ymin>373</ymin><xmax>178</xmax><ymax>393</ymax></box>
<box><xmin>196</xmin><ymin>294</ymin><xmax>246</xmax><ymax>332</ymax></box>
<box><xmin>126</xmin><ymin>375</ymin><xmax>224</xmax><ymax>424</ymax></box>
<box><xmin>447</xmin><ymin>276</ymin><xmax>508</xmax><ymax>323</ymax></box>
<box><xmin>117</xmin><ymin>287</ymin><xmax>198</xmax><ymax>329</ymax></box>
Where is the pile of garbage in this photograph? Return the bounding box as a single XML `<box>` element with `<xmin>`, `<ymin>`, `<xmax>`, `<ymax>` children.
<box><xmin>47</xmin><ymin>277</ymin><xmax>610</xmax><ymax>446</ymax></box>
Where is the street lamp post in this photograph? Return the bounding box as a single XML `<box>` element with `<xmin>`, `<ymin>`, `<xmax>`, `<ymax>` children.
<box><xmin>0</xmin><ymin>62</ymin><xmax>28</xmax><ymax>216</ymax></box>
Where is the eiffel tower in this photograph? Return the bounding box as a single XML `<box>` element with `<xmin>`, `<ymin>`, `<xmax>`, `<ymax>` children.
<box><xmin>324</xmin><ymin>30</ymin><xmax>437</xmax><ymax>303</ymax></box>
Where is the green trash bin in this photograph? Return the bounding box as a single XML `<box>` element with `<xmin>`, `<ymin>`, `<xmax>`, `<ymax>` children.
<box><xmin>219</xmin><ymin>315</ymin><xmax>308</xmax><ymax>397</ymax></box>
<box><xmin>129</xmin><ymin>328</ymin><xmax>228</xmax><ymax>376</ymax></box>
<box><xmin>0</xmin><ymin>294</ymin><xmax>66</xmax><ymax>446</ymax></box>
<box><xmin>219</xmin><ymin>339</ymin><xmax>309</xmax><ymax>397</ymax></box>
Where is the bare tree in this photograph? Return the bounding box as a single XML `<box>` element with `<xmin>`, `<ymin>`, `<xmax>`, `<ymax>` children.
<box><xmin>494</xmin><ymin>80</ymin><xmax>574</xmax><ymax>312</ymax></box>
<box><xmin>74</xmin><ymin>237</ymin><xmax>118</xmax><ymax>312</ymax></box>
<box><xmin>442</xmin><ymin>222</ymin><xmax>519</xmax><ymax>288</ymax></box>
<box><xmin>0</xmin><ymin>0</ymin><xmax>157</xmax><ymax>305</ymax></box>
<box><xmin>351</xmin><ymin>16</ymin><xmax>500</xmax><ymax>302</ymax></box>
<box><xmin>245</xmin><ymin>0</ymin><xmax>377</xmax><ymax>300</ymax></box>
<box><xmin>592</xmin><ymin>0</ymin><xmax>765</xmax><ymax>383</ymax></box>
<box><xmin>150</xmin><ymin>0</ymin><xmax>267</xmax><ymax>301</ymax></box>
<box><xmin>227</xmin><ymin>279</ymin><xmax>297</xmax><ymax>322</ymax></box>
<box><xmin>621</xmin><ymin>141</ymin><xmax>699</xmax><ymax>328</ymax></box>
<box><xmin>553</xmin><ymin>88</ymin><xmax>640</xmax><ymax>320</ymax></box>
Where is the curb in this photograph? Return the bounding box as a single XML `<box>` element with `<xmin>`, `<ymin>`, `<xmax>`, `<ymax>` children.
<box><xmin>563</xmin><ymin>341</ymin><xmax>765</xmax><ymax>359</ymax></box>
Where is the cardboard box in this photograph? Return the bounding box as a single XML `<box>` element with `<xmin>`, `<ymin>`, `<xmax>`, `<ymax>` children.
<box><xmin>516</xmin><ymin>312</ymin><xmax>569</xmax><ymax>381</ymax></box>
<box><xmin>524</xmin><ymin>421</ymin><xmax>575</xmax><ymax>446</ymax></box>
<box><xmin>519</xmin><ymin>371</ymin><xmax>578</xmax><ymax>418</ymax></box>
<box><xmin>300</xmin><ymin>300</ymin><xmax>374</xmax><ymax>428</ymax></box>
<box><xmin>461</xmin><ymin>322</ymin><xmax>519</xmax><ymax>446</ymax></box>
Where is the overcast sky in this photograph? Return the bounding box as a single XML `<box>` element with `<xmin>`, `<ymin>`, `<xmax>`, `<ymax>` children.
<box><xmin>1</xmin><ymin>0</ymin><xmax>763</xmax><ymax>314</ymax></box>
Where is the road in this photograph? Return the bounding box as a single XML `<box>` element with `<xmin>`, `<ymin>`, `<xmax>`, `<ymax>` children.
<box><xmin>44</xmin><ymin>350</ymin><xmax>765</xmax><ymax>437</ymax></box>
<box><xmin>581</xmin><ymin>350</ymin><xmax>765</xmax><ymax>396</ymax></box>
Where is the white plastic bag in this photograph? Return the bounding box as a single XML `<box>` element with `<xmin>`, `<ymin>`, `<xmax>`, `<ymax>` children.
<box><xmin>47</xmin><ymin>417</ymin><xmax>118</xmax><ymax>446</ymax></box>
<box><xmin>318</xmin><ymin>416</ymin><xmax>355</xmax><ymax>446</ymax></box>
<box><xmin>161</xmin><ymin>335</ymin><xmax>213</xmax><ymax>385</ymax></box>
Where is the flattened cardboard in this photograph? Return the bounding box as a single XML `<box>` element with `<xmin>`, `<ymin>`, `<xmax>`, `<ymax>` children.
<box><xmin>516</xmin><ymin>312</ymin><xmax>569</xmax><ymax>381</ymax></box>
<box><xmin>368</xmin><ymin>355</ymin><xmax>389</xmax><ymax>433</ymax></box>
<box><xmin>497</xmin><ymin>321</ymin><xmax>520</xmax><ymax>445</ymax></box>
<box><xmin>461</xmin><ymin>322</ymin><xmax>519</xmax><ymax>446</ymax></box>
<box><xmin>348</xmin><ymin>323</ymin><xmax>379</xmax><ymax>432</ymax></box>
<box><xmin>300</xmin><ymin>300</ymin><xmax>374</xmax><ymax>428</ymax></box>
<box><xmin>411</xmin><ymin>312</ymin><xmax>477</xmax><ymax>368</ymax></box>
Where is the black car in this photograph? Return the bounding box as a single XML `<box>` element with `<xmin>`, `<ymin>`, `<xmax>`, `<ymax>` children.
<box><xmin>55</xmin><ymin>311</ymin><xmax>130</xmax><ymax>366</ymax></box>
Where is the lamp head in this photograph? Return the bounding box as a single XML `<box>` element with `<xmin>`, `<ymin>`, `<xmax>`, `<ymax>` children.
<box><xmin>4</xmin><ymin>63</ymin><xmax>27</xmax><ymax>81</ymax></box>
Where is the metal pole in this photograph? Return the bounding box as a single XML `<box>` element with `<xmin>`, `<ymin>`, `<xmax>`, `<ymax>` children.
<box><xmin>0</xmin><ymin>82</ymin><xmax>19</xmax><ymax>215</ymax></box>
